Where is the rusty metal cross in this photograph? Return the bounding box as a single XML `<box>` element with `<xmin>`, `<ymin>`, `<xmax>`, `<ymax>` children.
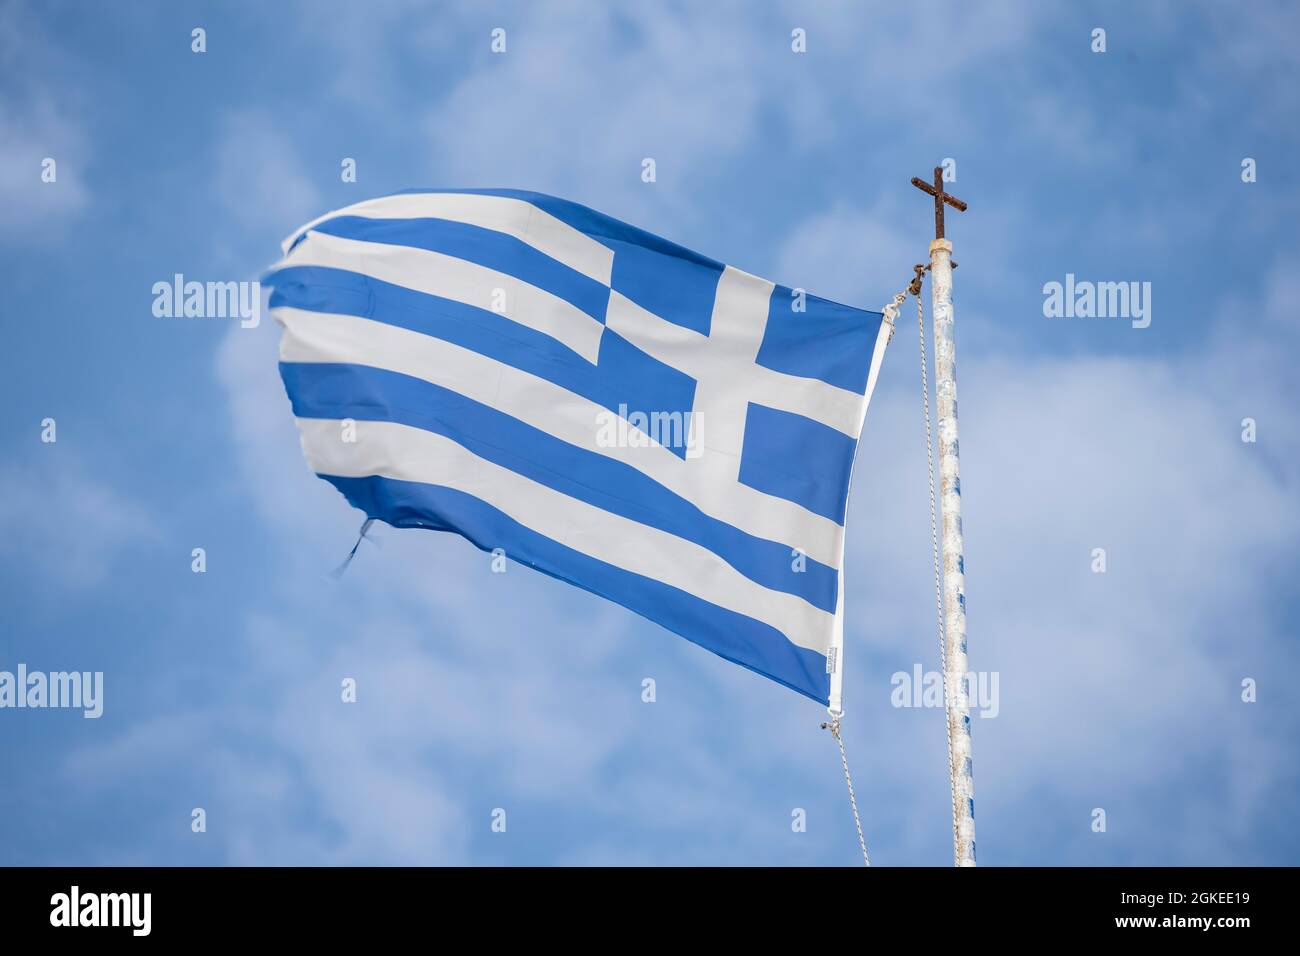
<box><xmin>911</xmin><ymin>166</ymin><xmax>968</xmax><ymax>240</ymax></box>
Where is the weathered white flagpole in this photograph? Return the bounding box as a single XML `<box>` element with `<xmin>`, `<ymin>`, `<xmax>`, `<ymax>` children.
<box><xmin>912</xmin><ymin>167</ymin><xmax>976</xmax><ymax>866</ymax></box>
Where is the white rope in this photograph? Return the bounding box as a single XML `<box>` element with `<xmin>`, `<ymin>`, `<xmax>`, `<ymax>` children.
<box><xmin>822</xmin><ymin>715</ymin><xmax>870</xmax><ymax>866</ymax></box>
<box><xmin>880</xmin><ymin>290</ymin><xmax>906</xmax><ymax>344</ymax></box>
<box><xmin>916</xmin><ymin>283</ymin><xmax>962</xmax><ymax>852</ymax></box>
<box><xmin>814</xmin><ymin>285</ymin><xmax>916</xmax><ymax>868</ymax></box>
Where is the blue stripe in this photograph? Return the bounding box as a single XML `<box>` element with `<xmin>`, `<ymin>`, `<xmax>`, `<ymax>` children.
<box><xmin>611</xmin><ymin>241</ymin><xmax>721</xmax><ymax>336</ymax></box>
<box><xmin>399</xmin><ymin>189</ymin><xmax>727</xmax><ymax>334</ymax></box>
<box><xmin>280</xmin><ymin>361</ymin><xmax>838</xmax><ymax>613</ymax></box>
<box><xmin>758</xmin><ymin>284</ymin><xmax>882</xmax><ymax>394</ymax></box>
<box><xmin>321</xmin><ymin>473</ymin><xmax>832</xmax><ymax>704</ymax></box>
<box><xmin>307</xmin><ymin>215</ymin><xmax>612</xmax><ymax>323</ymax></box>
<box><xmin>393</xmin><ymin>188</ymin><xmax>728</xmax><ymax>272</ymax></box>
<box><xmin>739</xmin><ymin>402</ymin><xmax>857</xmax><ymax>524</ymax></box>
<box><xmin>266</xmin><ymin>265</ymin><xmax>697</xmax><ymax>427</ymax></box>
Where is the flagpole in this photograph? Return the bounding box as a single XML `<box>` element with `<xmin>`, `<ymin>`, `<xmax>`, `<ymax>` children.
<box><xmin>910</xmin><ymin>166</ymin><xmax>976</xmax><ymax>867</ymax></box>
<box><xmin>928</xmin><ymin>235</ymin><xmax>976</xmax><ymax>866</ymax></box>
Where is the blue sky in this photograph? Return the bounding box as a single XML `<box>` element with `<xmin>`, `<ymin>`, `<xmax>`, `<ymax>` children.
<box><xmin>1</xmin><ymin>0</ymin><xmax>1297</xmax><ymax>865</ymax></box>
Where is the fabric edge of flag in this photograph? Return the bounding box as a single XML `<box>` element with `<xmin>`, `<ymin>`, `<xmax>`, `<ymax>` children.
<box><xmin>827</xmin><ymin>308</ymin><xmax>895</xmax><ymax>715</ymax></box>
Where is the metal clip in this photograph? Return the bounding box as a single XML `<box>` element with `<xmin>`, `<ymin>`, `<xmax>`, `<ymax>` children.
<box><xmin>908</xmin><ymin>263</ymin><xmax>926</xmax><ymax>297</ymax></box>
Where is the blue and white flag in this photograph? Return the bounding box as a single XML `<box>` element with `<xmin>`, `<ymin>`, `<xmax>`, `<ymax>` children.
<box><xmin>266</xmin><ymin>190</ymin><xmax>890</xmax><ymax>708</ymax></box>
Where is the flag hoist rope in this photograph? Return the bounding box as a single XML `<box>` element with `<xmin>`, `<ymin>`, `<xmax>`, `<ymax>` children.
<box><xmin>823</xmin><ymin>268</ymin><xmax>953</xmax><ymax>868</ymax></box>
<box><xmin>820</xmin><ymin>713</ymin><xmax>870</xmax><ymax>866</ymax></box>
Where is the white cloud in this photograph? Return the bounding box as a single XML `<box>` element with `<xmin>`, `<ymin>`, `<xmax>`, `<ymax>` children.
<box><xmin>426</xmin><ymin>3</ymin><xmax>770</xmax><ymax>224</ymax></box>
<box><xmin>0</xmin><ymin>3</ymin><xmax>88</xmax><ymax>237</ymax></box>
<box><xmin>0</xmin><ymin>456</ymin><xmax>157</xmax><ymax>590</ymax></box>
<box><xmin>214</xmin><ymin>110</ymin><xmax>323</xmax><ymax>248</ymax></box>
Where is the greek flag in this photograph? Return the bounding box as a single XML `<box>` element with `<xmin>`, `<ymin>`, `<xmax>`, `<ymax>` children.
<box><xmin>266</xmin><ymin>190</ymin><xmax>890</xmax><ymax>708</ymax></box>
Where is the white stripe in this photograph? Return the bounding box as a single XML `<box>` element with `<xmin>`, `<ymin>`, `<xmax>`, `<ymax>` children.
<box><xmin>296</xmin><ymin>416</ymin><xmax>834</xmax><ymax>655</ymax></box>
<box><xmin>281</xmin><ymin>192</ymin><xmax>614</xmax><ymax>285</ymax></box>
<box><xmin>281</xmin><ymin>229</ymin><xmax>606</xmax><ymax>364</ymax></box>
<box><xmin>274</xmin><ymin>306</ymin><xmax>847</xmax><ymax>568</ymax></box>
